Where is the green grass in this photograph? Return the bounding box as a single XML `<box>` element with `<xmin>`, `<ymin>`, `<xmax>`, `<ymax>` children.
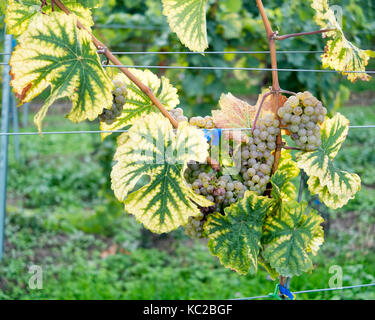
<box><xmin>0</xmin><ymin>103</ymin><xmax>374</xmax><ymax>300</ymax></box>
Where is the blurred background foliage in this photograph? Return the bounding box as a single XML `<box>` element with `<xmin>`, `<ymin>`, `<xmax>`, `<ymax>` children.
<box><xmin>0</xmin><ymin>0</ymin><xmax>375</xmax><ymax>300</ymax></box>
<box><xmin>90</xmin><ymin>0</ymin><xmax>375</xmax><ymax>115</ymax></box>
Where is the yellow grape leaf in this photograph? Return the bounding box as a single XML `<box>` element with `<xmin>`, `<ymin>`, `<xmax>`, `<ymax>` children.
<box><xmin>297</xmin><ymin>113</ymin><xmax>361</xmax><ymax>209</ymax></box>
<box><xmin>311</xmin><ymin>0</ymin><xmax>375</xmax><ymax>81</ymax></box>
<box><xmin>0</xmin><ymin>1</ymin><xmax>7</xmax><ymax>14</ymax></box>
<box><xmin>9</xmin><ymin>12</ymin><xmax>113</xmax><ymax>132</ymax></box>
<box><xmin>111</xmin><ymin>113</ymin><xmax>212</xmax><ymax>234</ymax></box>
<box><xmin>263</xmin><ymin>201</ymin><xmax>324</xmax><ymax>277</ymax></box>
<box><xmin>270</xmin><ymin>150</ymin><xmax>300</xmax><ymax>211</ymax></box>
<box><xmin>162</xmin><ymin>0</ymin><xmax>209</xmax><ymax>52</ymax></box>
<box><xmin>204</xmin><ymin>191</ymin><xmax>273</xmax><ymax>275</ymax></box>
<box><xmin>100</xmin><ymin>70</ymin><xmax>179</xmax><ymax>139</ymax></box>
<box><xmin>5</xmin><ymin>0</ymin><xmax>94</xmax><ymax>38</ymax></box>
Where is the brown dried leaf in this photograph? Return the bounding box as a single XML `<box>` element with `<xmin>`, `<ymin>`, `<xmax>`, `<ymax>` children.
<box><xmin>262</xmin><ymin>94</ymin><xmax>287</xmax><ymax>115</ymax></box>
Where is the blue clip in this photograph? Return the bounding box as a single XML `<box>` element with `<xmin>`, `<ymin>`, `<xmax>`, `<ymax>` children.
<box><xmin>203</xmin><ymin>128</ymin><xmax>221</xmax><ymax>146</ymax></box>
<box><xmin>314</xmin><ymin>199</ymin><xmax>321</xmax><ymax>206</ymax></box>
<box><xmin>278</xmin><ymin>284</ymin><xmax>296</xmax><ymax>300</ymax></box>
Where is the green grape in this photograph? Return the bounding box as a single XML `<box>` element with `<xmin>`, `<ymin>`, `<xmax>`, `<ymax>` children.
<box><xmin>278</xmin><ymin>92</ymin><xmax>325</xmax><ymax>151</ymax></box>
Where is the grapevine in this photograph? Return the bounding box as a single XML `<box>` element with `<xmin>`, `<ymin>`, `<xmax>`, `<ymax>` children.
<box><xmin>3</xmin><ymin>0</ymin><xmax>373</xmax><ymax>293</ymax></box>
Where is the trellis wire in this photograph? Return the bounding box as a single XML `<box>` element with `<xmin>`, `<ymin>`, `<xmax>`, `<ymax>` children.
<box><xmin>110</xmin><ymin>50</ymin><xmax>325</xmax><ymax>55</ymax></box>
<box><xmin>0</xmin><ymin>50</ymin><xmax>325</xmax><ymax>56</ymax></box>
<box><xmin>0</xmin><ymin>125</ymin><xmax>374</xmax><ymax>136</ymax></box>
<box><xmin>232</xmin><ymin>283</ymin><xmax>375</xmax><ymax>300</ymax></box>
<box><xmin>94</xmin><ymin>24</ymin><xmax>167</xmax><ymax>30</ymax></box>
<box><xmin>2</xmin><ymin>56</ymin><xmax>374</xmax><ymax>75</ymax></box>
<box><xmin>103</xmin><ymin>64</ymin><xmax>375</xmax><ymax>74</ymax></box>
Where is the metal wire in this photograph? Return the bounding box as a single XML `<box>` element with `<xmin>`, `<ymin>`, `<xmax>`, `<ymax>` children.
<box><xmin>233</xmin><ymin>282</ymin><xmax>375</xmax><ymax>300</ymax></box>
<box><xmin>0</xmin><ymin>125</ymin><xmax>373</xmax><ymax>136</ymax></box>
<box><xmin>93</xmin><ymin>24</ymin><xmax>167</xmax><ymax>30</ymax></box>
<box><xmin>110</xmin><ymin>50</ymin><xmax>325</xmax><ymax>55</ymax></box>
<box><xmin>0</xmin><ymin>50</ymin><xmax>325</xmax><ymax>56</ymax></box>
<box><xmin>103</xmin><ymin>64</ymin><xmax>375</xmax><ymax>74</ymax></box>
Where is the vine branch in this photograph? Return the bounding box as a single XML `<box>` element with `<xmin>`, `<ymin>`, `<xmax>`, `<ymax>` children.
<box><xmin>255</xmin><ymin>0</ymin><xmax>284</xmax><ymax>289</ymax></box>
<box><xmin>273</xmin><ymin>28</ymin><xmax>335</xmax><ymax>40</ymax></box>
<box><xmin>255</xmin><ymin>0</ymin><xmax>282</xmax><ymax>175</ymax></box>
<box><xmin>252</xmin><ymin>90</ymin><xmax>272</xmax><ymax>131</ymax></box>
<box><xmin>53</xmin><ymin>0</ymin><xmax>220</xmax><ymax>170</ymax></box>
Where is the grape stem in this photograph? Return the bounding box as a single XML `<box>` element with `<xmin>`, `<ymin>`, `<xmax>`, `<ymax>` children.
<box><xmin>273</xmin><ymin>29</ymin><xmax>336</xmax><ymax>40</ymax></box>
<box><xmin>280</xmin><ymin>89</ymin><xmax>296</xmax><ymax>96</ymax></box>
<box><xmin>282</xmin><ymin>146</ymin><xmax>302</xmax><ymax>151</ymax></box>
<box><xmin>252</xmin><ymin>88</ymin><xmax>297</xmax><ymax>131</ymax></box>
<box><xmin>252</xmin><ymin>90</ymin><xmax>272</xmax><ymax>131</ymax></box>
<box><xmin>53</xmin><ymin>0</ymin><xmax>220</xmax><ymax>170</ymax></box>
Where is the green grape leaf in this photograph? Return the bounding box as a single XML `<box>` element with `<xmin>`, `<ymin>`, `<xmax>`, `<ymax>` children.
<box><xmin>263</xmin><ymin>201</ymin><xmax>324</xmax><ymax>277</ymax></box>
<box><xmin>271</xmin><ymin>150</ymin><xmax>300</xmax><ymax>204</ymax></box>
<box><xmin>5</xmin><ymin>0</ymin><xmax>94</xmax><ymax>38</ymax></box>
<box><xmin>311</xmin><ymin>0</ymin><xmax>375</xmax><ymax>82</ymax></box>
<box><xmin>0</xmin><ymin>0</ymin><xmax>8</xmax><ymax>14</ymax></box>
<box><xmin>258</xmin><ymin>255</ymin><xmax>279</xmax><ymax>280</ymax></box>
<box><xmin>204</xmin><ymin>191</ymin><xmax>273</xmax><ymax>275</ymax></box>
<box><xmin>111</xmin><ymin>113</ymin><xmax>212</xmax><ymax>234</ymax></box>
<box><xmin>297</xmin><ymin>113</ymin><xmax>361</xmax><ymax>209</ymax></box>
<box><xmin>100</xmin><ymin>70</ymin><xmax>179</xmax><ymax>139</ymax></box>
<box><xmin>162</xmin><ymin>0</ymin><xmax>209</xmax><ymax>52</ymax></box>
<box><xmin>5</xmin><ymin>0</ymin><xmax>41</xmax><ymax>37</ymax></box>
<box><xmin>9</xmin><ymin>12</ymin><xmax>113</xmax><ymax>132</ymax></box>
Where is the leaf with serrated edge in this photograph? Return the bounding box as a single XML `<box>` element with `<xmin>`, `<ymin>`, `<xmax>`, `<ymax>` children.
<box><xmin>9</xmin><ymin>12</ymin><xmax>113</xmax><ymax>132</ymax></box>
<box><xmin>111</xmin><ymin>113</ymin><xmax>212</xmax><ymax>234</ymax></box>
<box><xmin>307</xmin><ymin>175</ymin><xmax>360</xmax><ymax>210</ymax></box>
<box><xmin>271</xmin><ymin>150</ymin><xmax>300</xmax><ymax>204</ymax></box>
<box><xmin>297</xmin><ymin>113</ymin><xmax>361</xmax><ymax>209</ymax></box>
<box><xmin>204</xmin><ymin>191</ymin><xmax>273</xmax><ymax>275</ymax></box>
<box><xmin>263</xmin><ymin>201</ymin><xmax>324</xmax><ymax>277</ymax></box>
<box><xmin>5</xmin><ymin>0</ymin><xmax>94</xmax><ymax>37</ymax></box>
<box><xmin>100</xmin><ymin>70</ymin><xmax>179</xmax><ymax>139</ymax></box>
<box><xmin>162</xmin><ymin>0</ymin><xmax>208</xmax><ymax>52</ymax></box>
<box><xmin>311</xmin><ymin>0</ymin><xmax>375</xmax><ymax>82</ymax></box>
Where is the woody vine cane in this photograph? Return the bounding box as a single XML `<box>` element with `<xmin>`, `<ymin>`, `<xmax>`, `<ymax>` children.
<box><xmin>255</xmin><ymin>0</ymin><xmax>332</xmax><ymax>289</ymax></box>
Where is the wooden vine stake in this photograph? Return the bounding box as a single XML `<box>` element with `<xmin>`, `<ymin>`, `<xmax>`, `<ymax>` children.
<box><xmin>53</xmin><ymin>0</ymin><xmax>220</xmax><ymax>170</ymax></box>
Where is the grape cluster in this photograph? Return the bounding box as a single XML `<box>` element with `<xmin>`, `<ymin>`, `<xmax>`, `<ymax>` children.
<box><xmin>183</xmin><ymin>113</ymin><xmax>280</xmax><ymax>238</ymax></box>
<box><xmin>184</xmin><ymin>162</ymin><xmax>246</xmax><ymax>238</ymax></box>
<box><xmin>99</xmin><ymin>78</ymin><xmax>127</xmax><ymax>125</ymax></box>
<box><xmin>277</xmin><ymin>91</ymin><xmax>327</xmax><ymax>151</ymax></box>
<box><xmin>235</xmin><ymin>113</ymin><xmax>280</xmax><ymax>196</ymax></box>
